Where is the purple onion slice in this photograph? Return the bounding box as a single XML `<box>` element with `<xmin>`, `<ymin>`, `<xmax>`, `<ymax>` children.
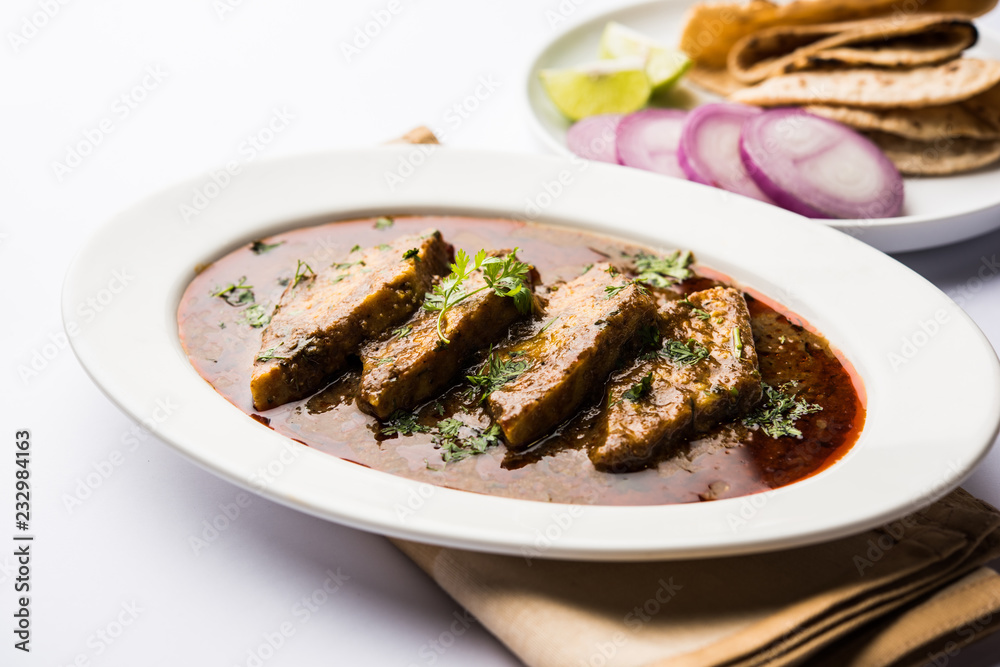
<box><xmin>615</xmin><ymin>109</ymin><xmax>688</xmax><ymax>178</ymax></box>
<box><xmin>739</xmin><ymin>108</ymin><xmax>904</xmax><ymax>219</ymax></box>
<box><xmin>678</xmin><ymin>103</ymin><xmax>773</xmax><ymax>204</ymax></box>
<box><xmin>567</xmin><ymin>114</ymin><xmax>623</xmax><ymax>163</ymax></box>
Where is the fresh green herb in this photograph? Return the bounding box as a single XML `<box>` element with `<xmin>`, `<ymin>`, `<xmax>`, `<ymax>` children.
<box><xmin>402</xmin><ymin>248</ymin><xmax>420</xmax><ymax>261</ymax></box>
<box><xmin>376</xmin><ymin>357</ymin><xmax>395</xmax><ymax>366</ymax></box>
<box><xmin>374</xmin><ymin>216</ymin><xmax>394</xmax><ymax>230</ymax></box>
<box><xmin>743</xmin><ymin>382</ymin><xmax>822</xmax><ymax>439</ymax></box>
<box><xmin>467</xmin><ymin>347</ymin><xmax>531</xmax><ymax>401</ymax></box>
<box><xmin>581</xmin><ymin>263</ymin><xmax>593</xmax><ymax>274</ymax></box>
<box><xmin>212</xmin><ymin>276</ymin><xmax>255</xmax><ymax>306</ymax></box>
<box><xmin>659</xmin><ymin>338</ymin><xmax>710</xmax><ymax>366</ymax></box>
<box><xmin>292</xmin><ymin>260</ymin><xmax>316</xmax><ymax>288</ymax></box>
<box><xmin>680</xmin><ymin>298</ymin><xmax>710</xmax><ymax>321</ymax></box>
<box><xmin>250</xmin><ymin>240</ymin><xmax>284</xmax><ymax>254</ymax></box>
<box><xmin>350</xmin><ymin>244</ymin><xmax>361</xmax><ymax>253</ymax></box>
<box><xmin>433</xmin><ymin>401</ymin><xmax>445</xmax><ymax>416</ymax></box>
<box><xmin>278</xmin><ymin>277</ymin><xmax>290</xmax><ymax>287</ymax></box>
<box><xmin>779</xmin><ymin>335</ymin><xmax>787</xmax><ymax>344</ymax></box>
<box><xmin>605</xmin><ymin>282</ymin><xmax>629</xmax><ymax>299</ymax></box>
<box><xmin>732</xmin><ymin>327</ymin><xmax>744</xmax><ymax>359</ymax></box>
<box><xmin>256</xmin><ymin>348</ymin><xmax>287</xmax><ymax>361</ymax></box>
<box><xmin>240</xmin><ymin>303</ymin><xmax>272</xmax><ymax>328</ymax></box>
<box><xmin>539</xmin><ymin>316</ymin><xmax>560</xmax><ymax>334</ymax></box>
<box><xmin>330</xmin><ymin>274</ymin><xmax>347</xmax><ymax>285</ymax></box>
<box><xmin>634</xmin><ymin>250</ymin><xmax>694</xmax><ymax>288</ymax></box>
<box><xmin>423</xmin><ymin>248</ymin><xmax>533</xmax><ymax>343</ymax></box>
<box><xmin>605</xmin><ymin>265</ymin><xmax>619</xmax><ymax>276</ymax></box>
<box><xmin>382</xmin><ymin>410</ymin><xmax>430</xmax><ymax>437</ymax></box>
<box><xmin>618</xmin><ymin>372</ymin><xmax>654</xmax><ymax>405</ymax></box>
<box><xmin>434</xmin><ymin>421</ymin><xmax>503</xmax><ymax>463</ymax></box>
<box><xmin>334</xmin><ymin>260</ymin><xmax>364</xmax><ymax>270</ymax></box>
<box><xmin>639</xmin><ymin>325</ymin><xmax>661</xmax><ymax>348</ymax></box>
<box><xmin>378</xmin><ymin>244</ymin><xmax>391</xmax><ymax>251</ymax></box>
<box><xmin>391</xmin><ymin>325</ymin><xmax>412</xmax><ymax>340</ymax></box>
<box><xmin>218</xmin><ymin>322</ymin><xmax>226</xmax><ymax>329</ymax></box>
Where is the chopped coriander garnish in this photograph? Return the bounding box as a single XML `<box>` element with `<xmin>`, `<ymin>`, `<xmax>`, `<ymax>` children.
<box><xmin>334</xmin><ymin>260</ymin><xmax>364</xmax><ymax>270</ymax></box>
<box><xmin>423</xmin><ymin>248</ymin><xmax>533</xmax><ymax>344</ymax></box>
<box><xmin>539</xmin><ymin>316</ymin><xmax>560</xmax><ymax>334</ymax></box>
<box><xmin>779</xmin><ymin>335</ymin><xmax>787</xmax><ymax>344</ymax></box>
<box><xmin>581</xmin><ymin>263</ymin><xmax>593</xmax><ymax>274</ymax></box>
<box><xmin>466</xmin><ymin>347</ymin><xmax>531</xmax><ymax>401</ymax></box>
<box><xmin>239</xmin><ymin>303</ymin><xmax>272</xmax><ymax>328</ymax></box>
<box><xmin>634</xmin><ymin>250</ymin><xmax>693</xmax><ymax>288</ymax></box>
<box><xmin>212</xmin><ymin>276</ymin><xmax>255</xmax><ymax>306</ymax></box>
<box><xmin>250</xmin><ymin>240</ymin><xmax>284</xmax><ymax>254</ymax></box>
<box><xmin>382</xmin><ymin>410</ymin><xmax>430</xmax><ymax>437</ymax></box>
<box><xmin>375</xmin><ymin>357</ymin><xmax>395</xmax><ymax>366</ymax></box>
<box><xmin>680</xmin><ymin>298</ymin><xmax>711</xmax><ymax>321</ymax></box>
<box><xmin>743</xmin><ymin>382</ymin><xmax>822</xmax><ymax>439</ymax></box>
<box><xmin>256</xmin><ymin>348</ymin><xmax>287</xmax><ymax>361</ymax></box>
<box><xmin>292</xmin><ymin>260</ymin><xmax>316</xmax><ymax>288</ymax></box>
<box><xmin>605</xmin><ymin>282</ymin><xmax>629</xmax><ymax>299</ymax></box>
<box><xmin>605</xmin><ymin>265</ymin><xmax>619</xmax><ymax>276</ymax></box>
<box><xmin>659</xmin><ymin>338</ymin><xmax>710</xmax><ymax>366</ymax></box>
<box><xmin>617</xmin><ymin>372</ymin><xmax>653</xmax><ymax>405</ymax></box>
<box><xmin>434</xmin><ymin>421</ymin><xmax>503</xmax><ymax>463</ymax></box>
<box><xmin>402</xmin><ymin>248</ymin><xmax>420</xmax><ymax>261</ymax></box>
<box><xmin>350</xmin><ymin>244</ymin><xmax>361</xmax><ymax>253</ymax></box>
<box><xmin>374</xmin><ymin>216</ymin><xmax>395</xmax><ymax>230</ymax></box>
<box><xmin>639</xmin><ymin>325</ymin><xmax>661</xmax><ymax>348</ymax></box>
<box><xmin>391</xmin><ymin>325</ymin><xmax>412</xmax><ymax>340</ymax></box>
<box><xmin>433</xmin><ymin>401</ymin><xmax>445</xmax><ymax>416</ymax></box>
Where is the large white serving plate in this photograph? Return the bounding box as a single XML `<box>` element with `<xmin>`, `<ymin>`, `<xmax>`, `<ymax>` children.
<box><xmin>64</xmin><ymin>147</ymin><xmax>1000</xmax><ymax>561</ymax></box>
<box><xmin>525</xmin><ymin>0</ymin><xmax>1000</xmax><ymax>254</ymax></box>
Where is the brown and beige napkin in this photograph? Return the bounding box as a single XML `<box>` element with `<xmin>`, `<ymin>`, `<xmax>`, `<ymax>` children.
<box><xmin>386</xmin><ymin>129</ymin><xmax>1000</xmax><ymax>664</ymax></box>
<box><xmin>393</xmin><ymin>489</ymin><xmax>1000</xmax><ymax>667</ymax></box>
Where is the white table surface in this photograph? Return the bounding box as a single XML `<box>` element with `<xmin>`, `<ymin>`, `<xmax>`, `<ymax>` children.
<box><xmin>3</xmin><ymin>1</ymin><xmax>1000</xmax><ymax>665</ymax></box>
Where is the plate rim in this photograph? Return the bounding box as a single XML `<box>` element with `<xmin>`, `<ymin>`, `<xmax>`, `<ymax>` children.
<box><xmin>63</xmin><ymin>146</ymin><xmax>1000</xmax><ymax>561</ymax></box>
<box><xmin>522</xmin><ymin>0</ymin><xmax>1000</xmax><ymax>251</ymax></box>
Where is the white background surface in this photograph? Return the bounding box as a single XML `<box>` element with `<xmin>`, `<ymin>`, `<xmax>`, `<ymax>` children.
<box><xmin>2</xmin><ymin>1</ymin><xmax>999</xmax><ymax>665</ymax></box>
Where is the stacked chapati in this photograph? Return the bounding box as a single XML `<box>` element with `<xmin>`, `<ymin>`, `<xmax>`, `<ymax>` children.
<box><xmin>680</xmin><ymin>0</ymin><xmax>1000</xmax><ymax>174</ymax></box>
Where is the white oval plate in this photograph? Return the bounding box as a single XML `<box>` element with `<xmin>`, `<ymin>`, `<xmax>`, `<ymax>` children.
<box><xmin>524</xmin><ymin>0</ymin><xmax>1000</xmax><ymax>254</ymax></box>
<box><xmin>64</xmin><ymin>147</ymin><xmax>1000</xmax><ymax>561</ymax></box>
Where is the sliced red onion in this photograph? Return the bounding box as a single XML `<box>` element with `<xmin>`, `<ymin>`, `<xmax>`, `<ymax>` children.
<box><xmin>678</xmin><ymin>103</ymin><xmax>774</xmax><ymax>204</ymax></box>
<box><xmin>739</xmin><ymin>108</ymin><xmax>904</xmax><ymax>219</ymax></box>
<box><xmin>615</xmin><ymin>109</ymin><xmax>688</xmax><ymax>178</ymax></box>
<box><xmin>567</xmin><ymin>114</ymin><xmax>623</xmax><ymax>164</ymax></box>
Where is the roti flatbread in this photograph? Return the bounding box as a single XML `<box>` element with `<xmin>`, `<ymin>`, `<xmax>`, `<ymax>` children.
<box><xmin>866</xmin><ymin>130</ymin><xmax>1000</xmax><ymax>174</ymax></box>
<box><xmin>728</xmin><ymin>14</ymin><xmax>977</xmax><ymax>84</ymax></box>
<box><xmin>804</xmin><ymin>103</ymin><xmax>1000</xmax><ymax>141</ymax></box>
<box><xmin>680</xmin><ymin>0</ymin><xmax>996</xmax><ymax>68</ymax></box>
<box><xmin>729</xmin><ymin>59</ymin><xmax>1000</xmax><ymax>109</ymax></box>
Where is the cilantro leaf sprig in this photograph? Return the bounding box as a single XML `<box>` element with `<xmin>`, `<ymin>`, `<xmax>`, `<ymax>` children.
<box><xmin>621</xmin><ymin>372</ymin><xmax>654</xmax><ymax>404</ymax></box>
<box><xmin>634</xmin><ymin>250</ymin><xmax>694</xmax><ymax>288</ymax></box>
<box><xmin>743</xmin><ymin>382</ymin><xmax>822</xmax><ymax>439</ymax></box>
<box><xmin>434</xmin><ymin>420</ymin><xmax>503</xmax><ymax>463</ymax></box>
<box><xmin>423</xmin><ymin>248</ymin><xmax>533</xmax><ymax>344</ymax></box>
<box><xmin>658</xmin><ymin>338</ymin><xmax>710</xmax><ymax>366</ymax></box>
<box><xmin>212</xmin><ymin>276</ymin><xmax>255</xmax><ymax>306</ymax></box>
<box><xmin>466</xmin><ymin>347</ymin><xmax>531</xmax><ymax>402</ymax></box>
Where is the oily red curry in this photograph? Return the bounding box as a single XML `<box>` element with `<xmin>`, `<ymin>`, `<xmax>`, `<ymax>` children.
<box><xmin>178</xmin><ymin>215</ymin><xmax>865</xmax><ymax>506</ymax></box>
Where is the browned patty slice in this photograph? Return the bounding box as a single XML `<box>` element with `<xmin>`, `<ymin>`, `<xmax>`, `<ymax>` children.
<box><xmin>589</xmin><ymin>287</ymin><xmax>762</xmax><ymax>472</ymax></box>
<box><xmin>486</xmin><ymin>264</ymin><xmax>657</xmax><ymax>450</ymax></box>
<box><xmin>356</xmin><ymin>253</ymin><xmax>537</xmax><ymax>419</ymax></box>
<box><xmin>250</xmin><ymin>230</ymin><xmax>451</xmax><ymax>410</ymax></box>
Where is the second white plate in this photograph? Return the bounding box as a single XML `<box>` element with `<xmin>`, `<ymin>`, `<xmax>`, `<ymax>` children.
<box><xmin>524</xmin><ymin>0</ymin><xmax>1000</xmax><ymax>254</ymax></box>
